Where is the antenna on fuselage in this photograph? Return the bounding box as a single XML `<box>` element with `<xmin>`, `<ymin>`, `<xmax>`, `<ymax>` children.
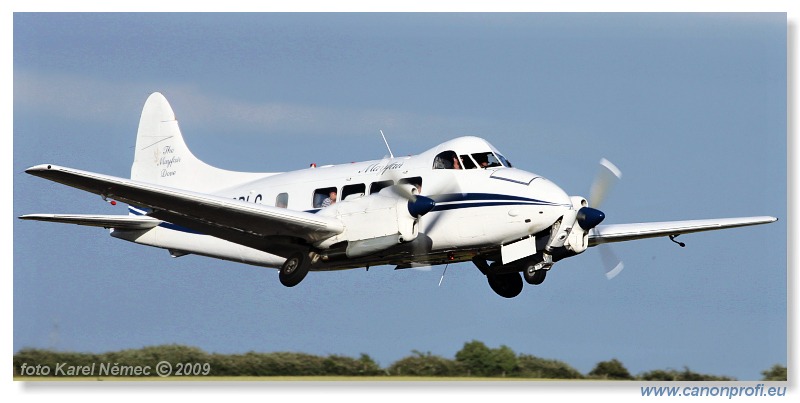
<box><xmin>379</xmin><ymin>130</ymin><xmax>394</xmax><ymax>159</ymax></box>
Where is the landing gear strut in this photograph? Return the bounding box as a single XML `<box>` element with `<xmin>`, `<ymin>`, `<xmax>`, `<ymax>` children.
<box><xmin>279</xmin><ymin>251</ymin><xmax>310</xmax><ymax>287</ymax></box>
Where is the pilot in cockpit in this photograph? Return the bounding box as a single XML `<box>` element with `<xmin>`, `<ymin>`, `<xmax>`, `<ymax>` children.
<box><xmin>433</xmin><ymin>150</ymin><xmax>461</xmax><ymax>170</ymax></box>
<box><xmin>473</xmin><ymin>153</ymin><xmax>489</xmax><ymax>168</ymax></box>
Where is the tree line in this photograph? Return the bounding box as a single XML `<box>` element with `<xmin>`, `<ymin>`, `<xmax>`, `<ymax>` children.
<box><xmin>13</xmin><ymin>340</ymin><xmax>787</xmax><ymax>380</ymax></box>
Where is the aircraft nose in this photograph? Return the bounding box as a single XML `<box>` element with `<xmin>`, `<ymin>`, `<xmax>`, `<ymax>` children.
<box><xmin>529</xmin><ymin>177</ymin><xmax>571</xmax><ymax>207</ymax></box>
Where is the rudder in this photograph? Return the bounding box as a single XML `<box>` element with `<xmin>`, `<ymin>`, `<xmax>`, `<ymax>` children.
<box><xmin>131</xmin><ymin>92</ymin><xmax>267</xmax><ymax>193</ymax></box>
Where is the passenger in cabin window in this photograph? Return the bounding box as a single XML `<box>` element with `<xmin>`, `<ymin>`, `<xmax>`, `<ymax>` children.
<box><xmin>321</xmin><ymin>190</ymin><xmax>337</xmax><ymax>207</ymax></box>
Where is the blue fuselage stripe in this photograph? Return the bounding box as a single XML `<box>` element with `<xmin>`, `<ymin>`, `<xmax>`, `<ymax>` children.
<box><xmin>129</xmin><ymin>193</ymin><xmax>565</xmax><ymax>235</ymax></box>
<box><xmin>432</xmin><ymin>201</ymin><xmax>550</xmax><ymax>212</ymax></box>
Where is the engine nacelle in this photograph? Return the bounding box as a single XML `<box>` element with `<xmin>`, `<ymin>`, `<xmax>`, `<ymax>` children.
<box><xmin>564</xmin><ymin>196</ymin><xmax>591</xmax><ymax>254</ymax></box>
<box><xmin>314</xmin><ymin>185</ymin><xmax>421</xmax><ymax>258</ymax></box>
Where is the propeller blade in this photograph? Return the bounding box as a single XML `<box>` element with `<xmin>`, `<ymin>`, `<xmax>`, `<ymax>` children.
<box><xmin>585</xmin><ymin>159</ymin><xmax>623</xmax><ymax>279</ymax></box>
<box><xmin>598</xmin><ymin>242</ymin><xmax>624</xmax><ymax>280</ymax></box>
<box><xmin>395</xmin><ymin>184</ymin><xmax>418</xmax><ymax>202</ymax></box>
<box><xmin>589</xmin><ymin>158</ymin><xmax>622</xmax><ymax>209</ymax></box>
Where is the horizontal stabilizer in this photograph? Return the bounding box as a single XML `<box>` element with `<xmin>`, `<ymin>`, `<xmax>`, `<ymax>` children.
<box><xmin>19</xmin><ymin>214</ymin><xmax>161</xmax><ymax>230</ymax></box>
<box><xmin>23</xmin><ymin>164</ymin><xmax>345</xmax><ymax>256</ymax></box>
<box><xmin>589</xmin><ymin>216</ymin><xmax>778</xmax><ymax>246</ymax></box>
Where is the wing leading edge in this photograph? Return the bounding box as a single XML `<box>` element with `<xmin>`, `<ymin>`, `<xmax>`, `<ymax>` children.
<box><xmin>589</xmin><ymin>216</ymin><xmax>777</xmax><ymax>246</ymax></box>
<box><xmin>23</xmin><ymin>164</ymin><xmax>345</xmax><ymax>256</ymax></box>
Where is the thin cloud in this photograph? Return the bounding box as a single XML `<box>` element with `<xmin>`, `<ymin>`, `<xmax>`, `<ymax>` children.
<box><xmin>14</xmin><ymin>70</ymin><xmax>491</xmax><ymax>141</ymax></box>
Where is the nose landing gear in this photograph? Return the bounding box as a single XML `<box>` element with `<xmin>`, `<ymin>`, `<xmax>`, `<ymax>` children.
<box><xmin>523</xmin><ymin>253</ymin><xmax>551</xmax><ymax>285</ymax></box>
<box><xmin>523</xmin><ymin>264</ymin><xmax>547</xmax><ymax>285</ymax></box>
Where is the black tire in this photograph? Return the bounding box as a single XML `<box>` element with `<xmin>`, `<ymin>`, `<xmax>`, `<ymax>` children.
<box><xmin>523</xmin><ymin>265</ymin><xmax>547</xmax><ymax>285</ymax></box>
<box><xmin>279</xmin><ymin>252</ymin><xmax>310</xmax><ymax>287</ymax></box>
<box><xmin>487</xmin><ymin>272</ymin><xmax>523</xmax><ymax>298</ymax></box>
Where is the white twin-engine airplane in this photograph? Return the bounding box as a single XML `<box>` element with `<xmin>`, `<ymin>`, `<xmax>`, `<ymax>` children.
<box><xmin>21</xmin><ymin>92</ymin><xmax>777</xmax><ymax>298</ymax></box>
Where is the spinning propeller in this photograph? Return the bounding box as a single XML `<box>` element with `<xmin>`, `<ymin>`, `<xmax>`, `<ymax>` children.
<box><xmin>382</xmin><ymin>166</ymin><xmax>464</xmax><ymax>273</ymax></box>
<box><xmin>586</xmin><ymin>158</ymin><xmax>624</xmax><ymax>279</ymax></box>
<box><xmin>392</xmin><ymin>181</ymin><xmax>436</xmax><ymax>219</ymax></box>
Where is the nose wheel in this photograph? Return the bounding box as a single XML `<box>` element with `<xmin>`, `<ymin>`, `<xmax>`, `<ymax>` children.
<box><xmin>523</xmin><ymin>266</ymin><xmax>547</xmax><ymax>285</ymax></box>
<box><xmin>523</xmin><ymin>254</ymin><xmax>551</xmax><ymax>285</ymax></box>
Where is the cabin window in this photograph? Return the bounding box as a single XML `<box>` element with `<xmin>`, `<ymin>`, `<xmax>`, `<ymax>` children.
<box><xmin>369</xmin><ymin>180</ymin><xmax>393</xmax><ymax>194</ymax></box>
<box><xmin>433</xmin><ymin>150</ymin><xmax>462</xmax><ymax>169</ymax></box>
<box><xmin>460</xmin><ymin>154</ymin><xmax>477</xmax><ymax>169</ymax></box>
<box><xmin>471</xmin><ymin>152</ymin><xmax>503</xmax><ymax>168</ymax></box>
<box><xmin>313</xmin><ymin>187</ymin><xmax>338</xmax><ymax>208</ymax></box>
<box><xmin>276</xmin><ymin>193</ymin><xmax>289</xmax><ymax>208</ymax></box>
<box><xmin>342</xmin><ymin>183</ymin><xmax>366</xmax><ymax>201</ymax></box>
<box><xmin>398</xmin><ymin>177</ymin><xmax>423</xmax><ymax>195</ymax></box>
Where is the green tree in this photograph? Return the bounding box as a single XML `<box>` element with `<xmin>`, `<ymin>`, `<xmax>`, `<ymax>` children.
<box><xmin>356</xmin><ymin>353</ymin><xmax>383</xmax><ymax>376</ymax></box>
<box><xmin>516</xmin><ymin>354</ymin><xmax>583</xmax><ymax>379</ymax></box>
<box><xmin>455</xmin><ymin>340</ymin><xmax>493</xmax><ymax>376</ymax></box>
<box><xmin>388</xmin><ymin>351</ymin><xmax>458</xmax><ymax>376</ymax></box>
<box><xmin>761</xmin><ymin>364</ymin><xmax>787</xmax><ymax>381</ymax></box>
<box><xmin>454</xmin><ymin>340</ymin><xmax>518</xmax><ymax>377</ymax></box>
<box><xmin>638</xmin><ymin>369</ymin><xmax>678</xmax><ymax>381</ymax></box>
<box><xmin>588</xmin><ymin>358</ymin><xmax>634</xmax><ymax>380</ymax></box>
<box><xmin>638</xmin><ymin>367</ymin><xmax>735</xmax><ymax>381</ymax></box>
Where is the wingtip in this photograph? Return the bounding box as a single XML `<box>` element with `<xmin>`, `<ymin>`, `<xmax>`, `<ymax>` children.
<box><xmin>759</xmin><ymin>216</ymin><xmax>779</xmax><ymax>223</ymax></box>
<box><xmin>25</xmin><ymin>164</ymin><xmax>55</xmax><ymax>174</ymax></box>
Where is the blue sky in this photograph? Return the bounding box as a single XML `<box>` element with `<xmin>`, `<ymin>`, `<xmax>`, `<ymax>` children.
<box><xmin>10</xmin><ymin>10</ymin><xmax>788</xmax><ymax>388</ymax></box>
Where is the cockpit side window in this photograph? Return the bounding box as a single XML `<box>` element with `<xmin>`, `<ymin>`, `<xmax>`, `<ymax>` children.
<box><xmin>460</xmin><ymin>154</ymin><xmax>477</xmax><ymax>169</ymax></box>
<box><xmin>497</xmin><ymin>154</ymin><xmax>513</xmax><ymax>168</ymax></box>
<box><xmin>471</xmin><ymin>152</ymin><xmax>503</xmax><ymax>168</ymax></box>
<box><xmin>433</xmin><ymin>150</ymin><xmax>462</xmax><ymax>169</ymax></box>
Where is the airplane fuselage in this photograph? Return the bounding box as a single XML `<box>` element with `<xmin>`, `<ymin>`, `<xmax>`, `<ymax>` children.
<box><xmin>123</xmin><ymin>136</ymin><xmax>574</xmax><ymax>272</ymax></box>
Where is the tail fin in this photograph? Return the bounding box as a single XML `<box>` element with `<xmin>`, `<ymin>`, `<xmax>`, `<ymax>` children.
<box><xmin>131</xmin><ymin>92</ymin><xmax>266</xmax><ymax>193</ymax></box>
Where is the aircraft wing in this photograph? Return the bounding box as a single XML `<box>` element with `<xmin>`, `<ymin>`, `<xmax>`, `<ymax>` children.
<box><xmin>19</xmin><ymin>213</ymin><xmax>161</xmax><ymax>229</ymax></box>
<box><xmin>23</xmin><ymin>164</ymin><xmax>345</xmax><ymax>255</ymax></box>
<box><xmin>588</xmin><ymin>216</ymin><xmax>778</xmax><ymax>246</ymax></box>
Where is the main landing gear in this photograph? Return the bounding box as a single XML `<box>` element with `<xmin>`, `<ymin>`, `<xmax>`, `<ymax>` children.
<box><xmin>473</xmin><ymin>255</ymin><xmax>551</xmax><ymax>298</ymax></box>
<box><xmin>486</xmin><ymin>272</ymin><xmax>524</xmax><ymax>298</ymax></box>
<box><xmin>279</xmin><ymin>251</ymin><xmax>311</xmax><ymax>287</ymax></box>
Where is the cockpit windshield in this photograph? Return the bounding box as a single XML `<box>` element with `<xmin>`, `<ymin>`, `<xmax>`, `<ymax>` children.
<box><xmin>432</xmin><ymin>144</ymin><xmax>512</xmax><ymax>170</ymax></box>
<box><xmin>471</xmin><ymin>152</ymin><xmax>509</xmax><ymax>168</ymax></box>
<box><xmin>497</xmin><ymin>153</ymin><xmax>512</xmax><ymax>168</ymax></box>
